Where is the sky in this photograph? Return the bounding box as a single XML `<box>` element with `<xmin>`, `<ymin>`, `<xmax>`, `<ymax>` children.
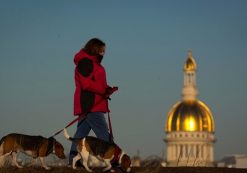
<box><xmin>0</xmin><ymin>0</ymin><xmax>247</xmax><ymax>161</ymax></box>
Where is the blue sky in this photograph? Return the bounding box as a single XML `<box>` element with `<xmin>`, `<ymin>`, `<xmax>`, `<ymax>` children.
<box><xmin>0</xmin><ymin>0</ymin><xmax>247</xmax><ymax>161</ymax></box>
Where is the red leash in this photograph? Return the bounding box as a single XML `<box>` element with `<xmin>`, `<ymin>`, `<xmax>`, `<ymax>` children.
<box><xmin>107</xmin><ymin>112</ymin><xmax>114</xmax><ymax>142</ymax></box>
<box><xmin>51</xmin><ymin>87</ymin><xmax>118</xmax><ymax>138</ymax></box>
<box><xmin>51</xmin><ymin>107</ymin><xmax>114</xmax><ymax>139</ymax></box>
<box><xmin>51</xmin><ymin>113</ymin><xmax>86</xmax><ymax>137</ymax></box>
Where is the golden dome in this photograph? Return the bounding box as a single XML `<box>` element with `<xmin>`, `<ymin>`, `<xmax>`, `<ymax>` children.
<box><xmin>183</xmin><ymin>51</ymin><xmax>197</xmax><ymax>71</ymax></box>
<box><xmin>166</xmin><ymin>100</ymin><xmax>215</xmax><ymax>133</ymax></box>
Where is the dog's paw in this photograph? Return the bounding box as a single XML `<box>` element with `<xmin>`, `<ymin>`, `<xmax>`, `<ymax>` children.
<box><xmin>110</xmin><ymin>169</ymin><xmax>115</xmax><ymax>173</ymax></box>
<box><xmin>44</xmin><ymin>166</ymin><xmax>51</xmax><ymax>170</ymax></box>
<box><xmin>103</xmin><ymin>168</ymin><xmax>118</xmax><ymax>173</ymax></box>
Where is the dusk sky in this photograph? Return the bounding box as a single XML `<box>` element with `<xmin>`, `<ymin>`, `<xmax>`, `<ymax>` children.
<box><xmin>0</xmin><ymin>1</ymin><xmax>247</xmax><ymax>161</ymax></box>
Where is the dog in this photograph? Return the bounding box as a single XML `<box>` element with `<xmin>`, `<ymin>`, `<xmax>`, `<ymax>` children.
<box><xmin>0</xmin><ymin>133</ymin><xmax>66</xmax><ymax>169</ymax></box>
<box><xmin>63</xmin><ymin>128</ymin><xmax>131</xmax><ymax>172</ymax></box>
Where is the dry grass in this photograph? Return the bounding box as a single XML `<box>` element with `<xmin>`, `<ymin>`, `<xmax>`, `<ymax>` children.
<box><xmin>134</xmin><ymin>167</ymin><xmax>247</xmax><ymax>173</ymax></box>
<box><xmin>0</xmin><ymin>166</ymin><xmax>87</xmax><ymax>173</ymax></box>
<box><xmin>1</xmin><ymin>166</ymin><xmax>247</xmax><ymax>173</ymax></box>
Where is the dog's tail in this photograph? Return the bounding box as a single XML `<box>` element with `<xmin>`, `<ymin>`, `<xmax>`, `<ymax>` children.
<box><xmin>63</xmin><ymin>128</ymin><xmax>82</xmax><ymax>143</ymax></box>
<box><xmin>63</xmin><ymin>128</ymin><xmax>73</xmax><ymax>141</ymax></box>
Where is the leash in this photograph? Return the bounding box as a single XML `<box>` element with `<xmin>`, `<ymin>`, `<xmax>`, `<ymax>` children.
<box><xmin>51</xmin><ymin>105</ymin><xmax>113</xmax><ymax>138</ymax></box>
<box><xmin>50</xmin><ymin>113</ymin><xmax>86</xmax><ymax>137</ymax></box>
<box><xmin>108</xmin><ymin>112</ymin><xmax>114</xmax><ymax>142</ymax></box>
<box><xmin>50</xmin><ymin>97</ymin><xmax>104</xmax><ymax>138</ymax></box>
<box><xmin>51</xmin><ymin>88</ymin><xmax>118</xmax><ymax>138</ymax></box>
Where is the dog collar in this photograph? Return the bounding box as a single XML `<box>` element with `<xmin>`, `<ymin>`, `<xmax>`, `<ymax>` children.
<box><xmin>111</xmin><ymin>145</ymin><xmax>122</xmax><ymax>165</ymax></box>
<box><xmin>46</xmin><ymin>137</ymin><xmax>55</xmax><ymax>156</ymax></box>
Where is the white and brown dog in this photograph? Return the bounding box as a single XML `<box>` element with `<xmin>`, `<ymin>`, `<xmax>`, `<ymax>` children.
<box><xmin>0</xmin><ymin>133</ymin><xmax>66</xmax><ymax>169</ymax></box>
<box><xmin>63</xmin><ymin>128</ymin><xmax>131</xmax><ymax>172</ymax></box>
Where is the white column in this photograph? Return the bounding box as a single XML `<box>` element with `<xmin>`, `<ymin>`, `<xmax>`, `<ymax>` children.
<box><xmin>210</xmin><ymin>144</ymin><xmax>214</xmax><ymax>161</ymax></box>
<box><xmin>173</xmin><ymin>144</ymin><xmax>176</xmax><ymax>161</ymax></box>
<box><xmin>171</xmin><ymin>144</ymin><xmax>174</xmax><ymax>160</ymax></box>
<box><xmin>203</xmin><ymin>144</ymin><xmax>206</xmax><ymax>160</ymax></box>
<box><xmin>167</xmin><ymin>144</ymin><xmax>170</xmax><ymax>161</ymax></box>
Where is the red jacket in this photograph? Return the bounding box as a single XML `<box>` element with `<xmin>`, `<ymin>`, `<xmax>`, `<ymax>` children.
<box><xmin>73</xmin><ymin>49</ymin><xmax>109</xmax><ymax>115</ymax></box>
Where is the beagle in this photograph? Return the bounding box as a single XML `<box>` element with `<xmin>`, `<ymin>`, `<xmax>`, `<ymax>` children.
<box><xmin>0</xmin><ymin>133</ymin><xmax>66</xmax><ymax>169</ymax></box>
<box><xmin>63</xmin><ymin>128</ymin><xmax>131</xmax><ymax>172</ymax></box>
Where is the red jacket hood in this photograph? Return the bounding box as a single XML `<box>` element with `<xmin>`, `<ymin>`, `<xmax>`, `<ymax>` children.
<box><xmin>74</xmin><ymin>49</ymin><xmax>99</xmax><ymax>65</ymax></box>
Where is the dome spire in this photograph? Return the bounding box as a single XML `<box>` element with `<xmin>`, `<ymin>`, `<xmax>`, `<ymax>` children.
<box><xmin>188</xmin><ymin>49</ymin><xmax>192</xmax><ymax>57</ymax></box>
<box><xmin>182</xmin><ymin>50</ymin><xmax>198</xmax><ymax>101</ymax></box>
<box><xmin>184</xmin><ymin>50</ymin><xmax>197</xmax><ymax>71</ymax></box>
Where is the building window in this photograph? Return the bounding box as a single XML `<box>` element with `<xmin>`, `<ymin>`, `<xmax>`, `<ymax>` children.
<box><xmin>196</xmin><ymin>145</ymin><xmax>200</xmax><ymax>158</ymax></box>
<box><xmin>180</xmin><ymin>145</ymin><xmax>183</xmax><ymax>158</ymax></box>
<box><xmin>185</xmin><ymin>144</ymin><xmax>188</xmax><ymax>157</ymax></box>
<box><xmin>191</xmin><ymin>144</ymin><xmax>194</xmax><ymax>157</ymax></box>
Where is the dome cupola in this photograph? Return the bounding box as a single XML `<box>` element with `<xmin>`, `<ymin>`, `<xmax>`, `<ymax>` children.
<box><xmin>166</xmin><ymin>100</ymin><xmax>215</xmax><ymax>133</ymax></box>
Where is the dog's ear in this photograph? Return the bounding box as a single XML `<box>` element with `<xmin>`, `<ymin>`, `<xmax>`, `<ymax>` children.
<box><xmin>53</xmin><ymin>140</ymin><xmax>66</xmax><ymax>159</ymax></box>
<box><xmin>54</xmin><ymin>141</ymin><xmax>63</xmax><ymax>149</ymax></box>
<box><xmin>121</xmin><ymin>154</ymin><xmax>131</xmax><ymax>172</ymax></box>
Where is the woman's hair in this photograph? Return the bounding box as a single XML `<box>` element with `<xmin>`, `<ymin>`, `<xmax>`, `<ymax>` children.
<box><xmin>83</xmin><ymin>38</ymin><xmax>105</xmax><ymax>56</ymax></box>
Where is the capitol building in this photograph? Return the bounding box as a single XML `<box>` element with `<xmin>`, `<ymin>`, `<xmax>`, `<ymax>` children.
<box><xmin>164</xmin><ymin>51</ymin><xmax>216</xmax><ymax>167</ymax></box>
